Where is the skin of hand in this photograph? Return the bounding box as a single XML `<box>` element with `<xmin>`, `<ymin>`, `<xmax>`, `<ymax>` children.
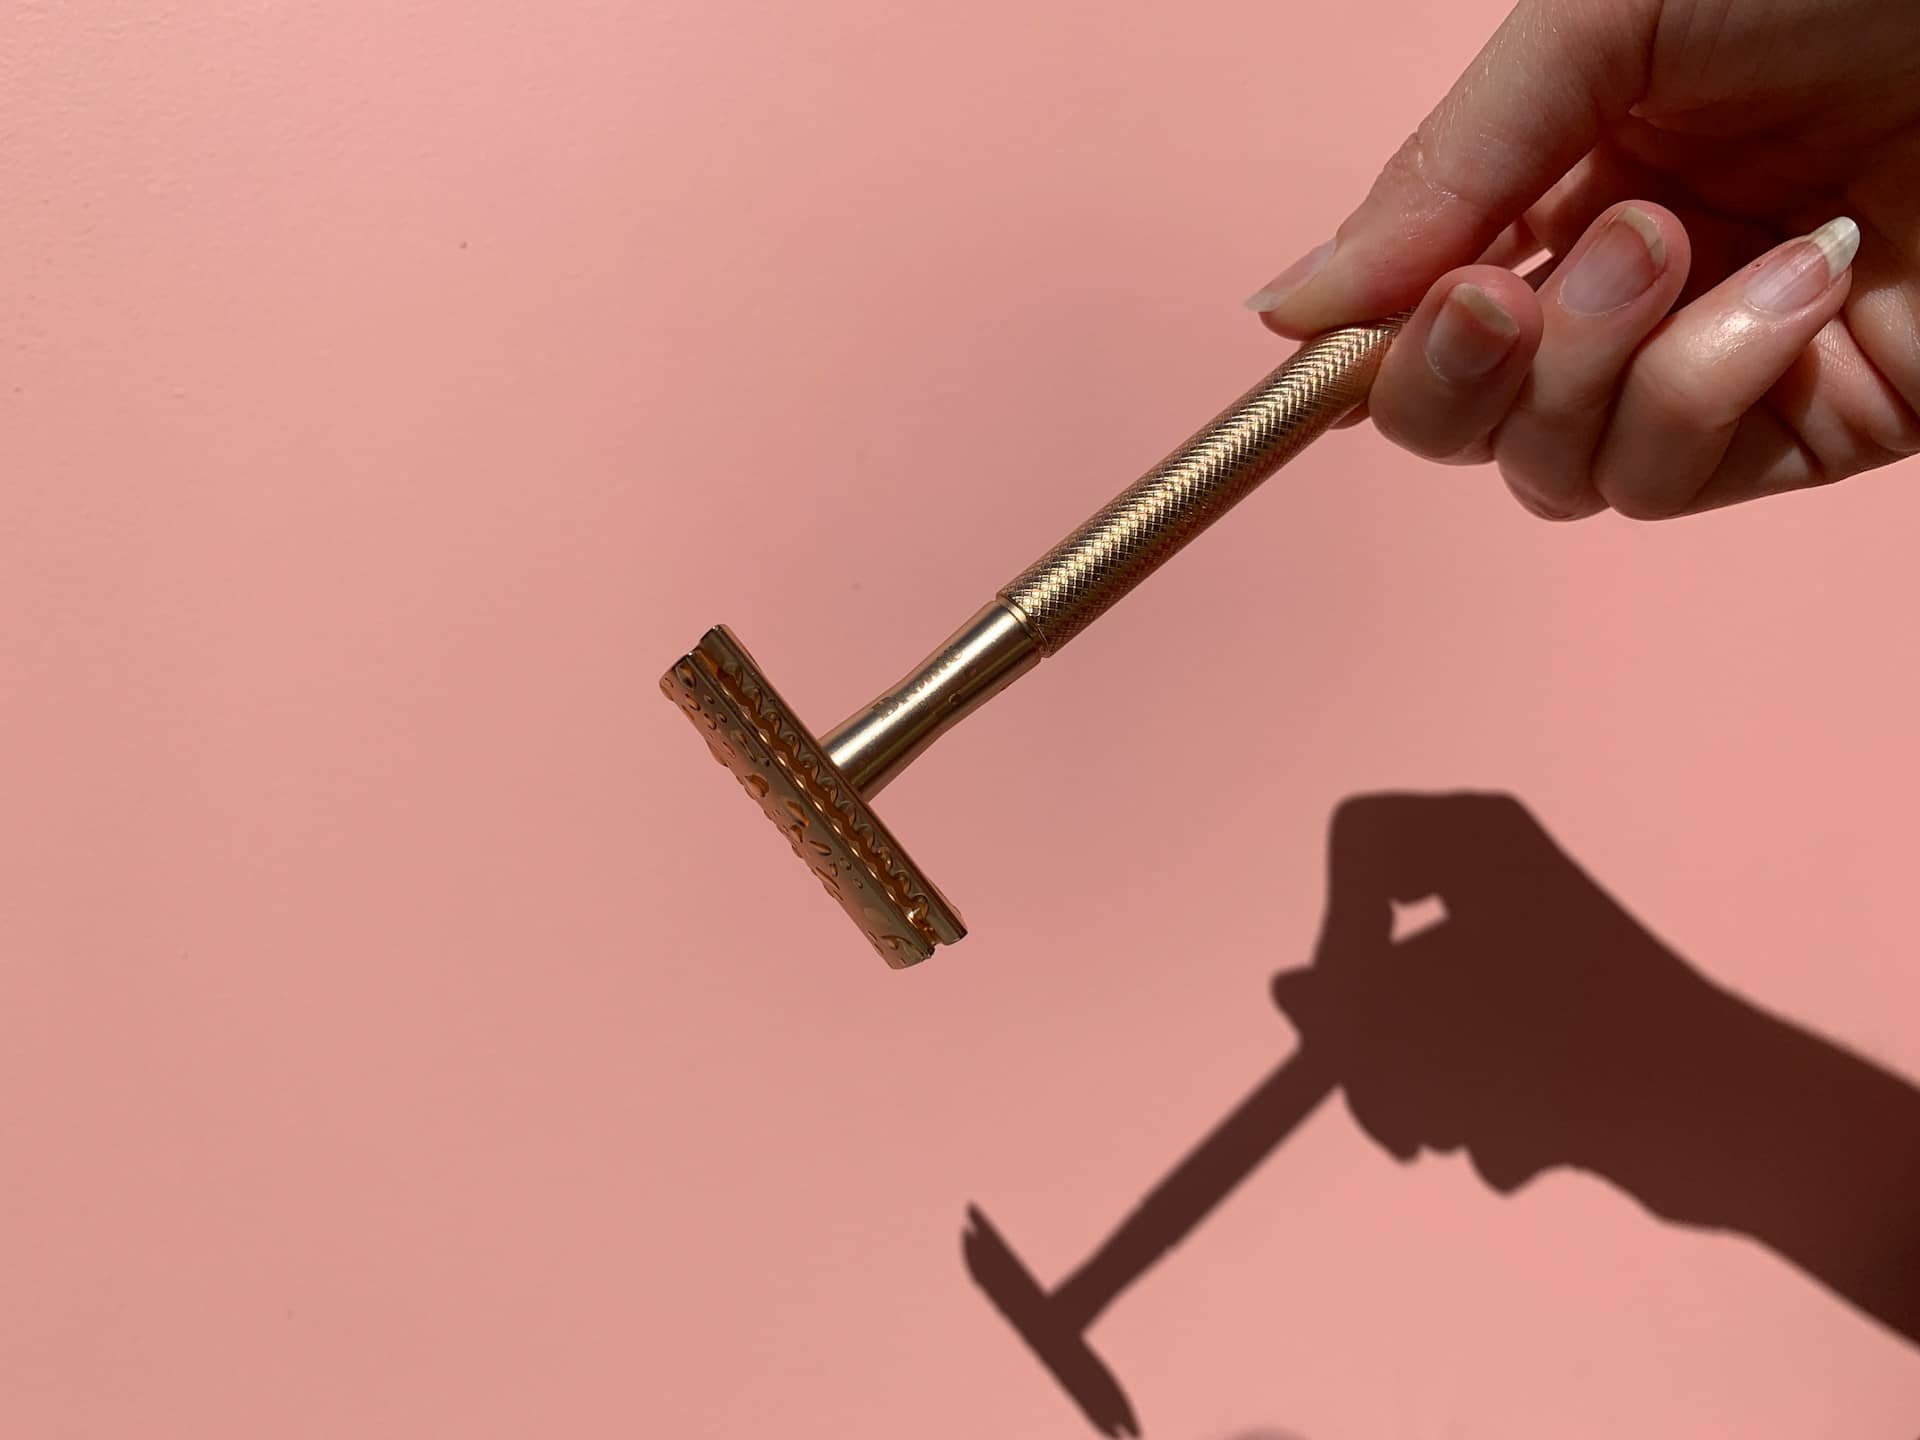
<box><xmin>1246</xmin><ymin>0</ymin><xmax>1920</xmax><ymax>520</ymax></box>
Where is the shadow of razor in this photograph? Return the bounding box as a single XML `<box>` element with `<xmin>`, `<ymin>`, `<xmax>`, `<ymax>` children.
<box><xmin>964</xmin><ymin>1042</ymin><xmax>1339</xmax><ymax>1436</ymax></box>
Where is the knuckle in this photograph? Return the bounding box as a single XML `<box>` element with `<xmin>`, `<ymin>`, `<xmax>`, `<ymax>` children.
<box><xmin>1628</xmin><ymin>356</ymin><xmax>1721</xmax><ymax>431</ymax></box>
<box><xmin>1372</xmin><ymin>403</ymin><xmax>1469</xmax><ymax>461</ymax></box>
<box><xmin>1591</xmin><ymin>363</ymin><xmax>1721</xmax><ymax>521</ymax></box>
<box><xmin>1859</xmin><ymin>387</ymin><xmax>1920</xmax><ymax>461</ymax></box>
<box><xmin>1494</xmin><ymin>442</ymin><xmax>1593</xmax><ymax>522</ymax></box>
<box><xmin>1546</xmin><ymin>367</ymin><xmax>1629</xmax><ymax>420</ymax></box>
<box><xmin>1372</xmin><ymin>123</ymin><xmax>1477</xmax><ymax>227</ymax></box>
<box><xmin>1472</xmin><ymin>792</ymin><xmax>1534</xmax><ymax>837</ymax></box>
<box><xmin>1602</xmin><ymin>484</ymin><xmax>1691</xmax><ymax>521</ymax></box>
<box><xmin>1329</xmin><ymin>794</ymin><xmax>1388</xmax><ymax>844</ymax></box>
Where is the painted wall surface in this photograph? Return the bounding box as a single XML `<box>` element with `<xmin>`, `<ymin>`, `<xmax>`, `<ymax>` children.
<box><xmin>5</xmin><ymin>3</ymin><xmax>1918</xmax><ymax>1436</ymax></box>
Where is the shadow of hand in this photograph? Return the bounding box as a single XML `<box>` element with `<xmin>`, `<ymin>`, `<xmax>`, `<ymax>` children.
<box><xmin>1271</xmin><ymin>791</ymin><xmax>1714</xmax><ymax>1192</ymax></box>
<box><xmin>1272</xmin><ymin>791</ymin><xmax>1920</xmax><ymax>1342</ymax></box>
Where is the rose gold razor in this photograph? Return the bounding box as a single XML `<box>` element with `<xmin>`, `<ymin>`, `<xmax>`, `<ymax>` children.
<box><xmin>660</xmin><ymin>316</ymin><xmax>1405</xmax><ymax>967</ymax></box>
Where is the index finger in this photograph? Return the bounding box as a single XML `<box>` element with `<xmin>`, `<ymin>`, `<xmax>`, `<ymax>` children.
<box><xmin>1252</xmin><ymin>0</ymin><xmax>1656</xmax><ymax>337</ymax></box>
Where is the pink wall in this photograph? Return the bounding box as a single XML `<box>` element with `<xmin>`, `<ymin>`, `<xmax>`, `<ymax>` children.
<box><xmin>5</xmin><ymin>1</ymin><xmax>1919</xmax><ymax>1435</ymax></box>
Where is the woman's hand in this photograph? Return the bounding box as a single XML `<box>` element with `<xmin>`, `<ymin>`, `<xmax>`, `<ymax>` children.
<box><xmin>1247</xmin><ymin>0</ymin><xmax>1920</xmax><ymax>520</ymax></box>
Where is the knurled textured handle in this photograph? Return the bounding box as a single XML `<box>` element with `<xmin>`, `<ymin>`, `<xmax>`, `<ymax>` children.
<box><xmin>998</xmin><ymin>316</ymin><xmax>1406</xmax><ymax>654</ymax></box>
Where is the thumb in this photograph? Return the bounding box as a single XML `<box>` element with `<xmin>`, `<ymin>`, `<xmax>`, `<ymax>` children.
<box><xmin>1248</xmin><ymin>0</ymin><xmax>1655</xmax><ymax>337</ymax></box>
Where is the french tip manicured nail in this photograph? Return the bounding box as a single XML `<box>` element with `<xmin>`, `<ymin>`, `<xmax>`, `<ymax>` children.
<box><xmin>1453</xmin><ymin>282</ymin><xmax>1520</xmax><ymax>337</ymax></box>
<box><xmin>1618</xmin><ymin>205</ymin><xmax>1667</xmax><ymax>268</ymax></box>
<box><xmin>1425</xmin><ymin>282</ymin><xmax>1519</xmax><ymax>382</ymax></box>
<box><xmin>1560</xmin><ymin>205</ymin><xmax>1665</xmax><ymax>315</ymax></box>
<box><xmin>1811</xmin><ymin>214</ymin><xmax>1861</xmax><ymax>276</ymax></box>
<box><xmin>1746</xmin><ymin>215</ymin><xmax>1860</xmax><ymax>312</ymax></box>
<box><xmin>1244</xmin><ymin>239</ymin><xmax>1335</xmax><ymax>312</ymax></box>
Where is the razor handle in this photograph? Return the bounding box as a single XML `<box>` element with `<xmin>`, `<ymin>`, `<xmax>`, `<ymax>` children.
<box><xmin>823</xmin><ymin>317</ymin><xmax>1406</xmax><ymax>795</ymax></box>
<box><xmin>662</xmin><ymin>314</ymin><xmax>1406</xmax><ymax>965</ymax></box>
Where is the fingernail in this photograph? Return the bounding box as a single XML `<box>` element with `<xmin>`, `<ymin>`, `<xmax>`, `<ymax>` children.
<box><xmin>1244</xmin><ymin>239</ymin><xmax>1335</xmax><ymax>311</ymax></box>
<box><xmin>1560</xmin><ymin>205</ymin><xmax>1665</xmax><ymax>315</ymax></box>
<box><xmin>1425</xmin><ymin>283</ymin><xmax>1519</xmax><ymax>383</ymax></box>
<box><xmin>1745</xmin><ymin>216</ymin><xmax>1860</xmax><ymax>313</ymax></box>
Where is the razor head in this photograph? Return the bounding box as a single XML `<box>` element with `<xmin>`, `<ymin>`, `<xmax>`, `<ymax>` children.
<box><xmin>660</xmin><ymin>626</ymin><xmax>966</xmax><ymax>968</ymax></box>
<box><xmin>962</xmin><ymin>1205</ymin><xmax>1141</xmax><ymax>1438</ymax></box>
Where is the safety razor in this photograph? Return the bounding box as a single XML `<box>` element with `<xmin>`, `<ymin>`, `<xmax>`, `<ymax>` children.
<box><xmin>660</xmin><ymin>315</ymin><xmax>1405</xmax><ymax>966</ymax></box>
